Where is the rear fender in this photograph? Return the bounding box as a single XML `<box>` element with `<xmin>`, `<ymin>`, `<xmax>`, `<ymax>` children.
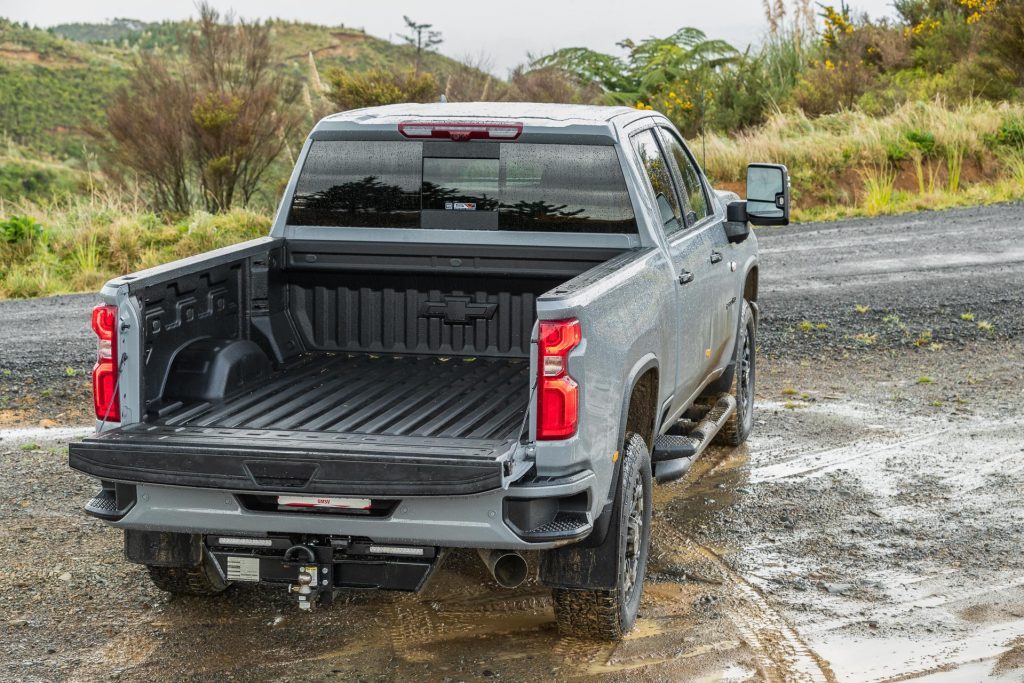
<box><xmin>540</xmin><ymin>354</ymin><xmax>658</xmax><ymax>588</ymax></box>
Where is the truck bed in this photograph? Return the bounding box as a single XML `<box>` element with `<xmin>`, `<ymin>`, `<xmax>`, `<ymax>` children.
<box><xmin>159</xmin><ymin>353</ymin><xmax>529</xmax><ymax>440</ymax></box>
<box><xmin>71</xmin><ymin>354</ymin><xmax>531</xmax><ymax>496</ymax></box>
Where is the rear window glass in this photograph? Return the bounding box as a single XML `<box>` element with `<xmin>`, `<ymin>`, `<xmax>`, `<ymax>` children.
<box><xmin>422</xmin><ymin>157</ymin><xmax>500</xmax><ymax>211</ymax></box>
<box><xmin>288</xmin><ymin>140</ymin><xmax>636</xmax><ymax>233</ymax></box>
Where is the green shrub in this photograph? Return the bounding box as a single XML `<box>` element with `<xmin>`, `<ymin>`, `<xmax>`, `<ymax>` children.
<box><xmin>909</xmin><ymin>16</ymin><xmax>972</xmax><ymax>74</ymax></box>
<box><xmin>0</xmin><ymin>215</ymin><xmax>42</xmax><ymax>245</ymax></box>
<box><xmin>793</xmin><ymin>59</ymin><xmax>877</xmax><ymax>117</ymax></box>
<box><xmin>886</xmin><ymin>140</ymin><xmax>909</xmax><ymax>163</ymax></box>
<box><xmin>994</xmin><ymin>117</ymin><xmax>1024</xmax><ymax>150</ymax></box>
<box><xmin>324</xmin><ymin>68</ymin><xmax>438</xmax><ymax>110</ymax></box>
<box><xmin>905</xmin><ymin>129</ymin><xmax>937</xmax><ymax>154</ymax></box>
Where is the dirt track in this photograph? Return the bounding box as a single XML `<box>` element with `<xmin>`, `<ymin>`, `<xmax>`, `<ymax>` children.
<box><xmin>1</xmin><ymin>203</ymin><xmax>1023</xmax><ymax>681</ymax></box>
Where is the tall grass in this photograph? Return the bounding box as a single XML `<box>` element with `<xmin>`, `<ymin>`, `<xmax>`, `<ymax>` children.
<box><xmin>946</xmin><ymin>143</ymin><xmax>965</xmax><ymax>193</ymax></box>
<box><xmin>860</xmin><ymin>164</ymin><xmax>897</xmax><ymax>215</ymax></box>
<box><xmin>0</xmin><ymin>193</ymin><xmax>270</xmax><ymax>299</ymax></box>
<box><xmin>704</xmin><ymin>99</ymin><xmax>1024</xmax><ymax>220</ymax></box>
<box><xmin>909</xmin><ymin>149</ymin><xmax>938</xmax><ymax>195</ymax></box>
<box><xmin>705</xmin><ymin>99</ymin><xmax>1017</xmax><ymax>183</ymax></box>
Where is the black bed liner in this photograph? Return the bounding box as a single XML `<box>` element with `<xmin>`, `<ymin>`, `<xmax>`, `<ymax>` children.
<box><xmin>159</xmin><ymin>353</ymin><xmax>529</xmax><ymax>439</ymax></box>
<box><xmin>70</xmin><ymin>354</ymin><xmax>532</xmax><ymax>496</ymax></box>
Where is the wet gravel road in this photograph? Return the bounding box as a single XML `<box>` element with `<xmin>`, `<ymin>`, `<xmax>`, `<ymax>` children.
<box><xmin>1</xmin><ymin>203</ymin><xmax>1023</xmax><ymax>681</ymax></box>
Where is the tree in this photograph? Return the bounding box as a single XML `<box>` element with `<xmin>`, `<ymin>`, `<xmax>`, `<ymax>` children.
<box><xmin>532</xmin><ymin>28</ymin><xmax>738</xmax><ymax>107</ymax></box>
<box><xmin>103</xmin><ymin>3</ymin><xmax>304</xmax><ymax>213</ymax></box>
<box><xmin>530</xmin><ymin>28</ymin><xmax>738</xmax><ymax>135</ymax></box>
<box><xmin>401</xmin><ymin>15</ymin><xmax>443</xmax><ymax>75</ymax></box>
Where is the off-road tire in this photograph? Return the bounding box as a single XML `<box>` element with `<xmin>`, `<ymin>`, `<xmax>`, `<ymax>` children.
<box><xmin>718</xmin><ymin>299</ymin><xmax>755</xmax><ymax>446</ymax></box>
<box><xmin>147</xmin><ymin>554</ymin><xmax>229</xmax><ymax>596</ymax></box>
<box><xmin>552</xmin><ymin>432</ymin><xmax>653</xmax><ymax>640</ymax></box>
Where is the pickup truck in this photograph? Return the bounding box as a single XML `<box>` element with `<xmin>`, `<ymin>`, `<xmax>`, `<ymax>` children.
<box><xmin>70</xmin><ymin>102</ymin><xmax>788</xmax><ymax>640</ymax></box>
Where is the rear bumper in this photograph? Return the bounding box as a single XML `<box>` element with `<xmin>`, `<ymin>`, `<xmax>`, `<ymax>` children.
<box><xmin>89</xmin><ymin>470</ymin><xmax>598</xmax><ymax>550</ymax></box>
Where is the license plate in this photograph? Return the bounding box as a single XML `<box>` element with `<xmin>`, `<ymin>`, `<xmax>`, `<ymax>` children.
<box><xmin>276</xmin><ymin>495</ymin><xmax>371</xmax><ymax>510</ymax></box>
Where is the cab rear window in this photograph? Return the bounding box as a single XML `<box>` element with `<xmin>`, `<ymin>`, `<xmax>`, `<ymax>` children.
<box><xmin>287</xmin><ymin>140</ymin><xmax>637</xmax><ymax>233</ymax></box>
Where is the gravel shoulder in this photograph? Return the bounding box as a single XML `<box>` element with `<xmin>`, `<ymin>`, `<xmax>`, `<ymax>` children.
<box><xmin>1</xmin><ymin>203</ymin><xmax>1023</xmax><ymax>681</ymax></box>
<box><xmin>0</xmin><ymin>293</ymin><xmax>96</xmax><ymax>427</ymax></box>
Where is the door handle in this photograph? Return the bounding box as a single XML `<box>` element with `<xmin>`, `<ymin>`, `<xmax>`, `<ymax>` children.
<box><xmin>678</xmin><ymin>270</ymin><xmax>695</xmax><ymax>285</ymax></box>
<box><xmin>710</xmin><ymin>251</ymin><xmax>723</xmax><ymax>264</ymax></box>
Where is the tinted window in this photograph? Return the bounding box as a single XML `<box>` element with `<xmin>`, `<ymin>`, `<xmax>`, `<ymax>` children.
<box><xmin>499</xmin><ymin>144</ymin><xmax>635</xmax><ymax>232</ymax></box>
<box><xmin>630</xmin><ymin>129</ymin><xmax>683</xmax><ymax>233</ymax></box>
<box><xmin>660</xmin><ymin>129</ymin><xmax>710</xmax><ymax>224</ymax></box>
<box><xmin>288</xmin><ymin>141</ymin><xmax>421</xmax><ymax>228</ymax></box>
<box><xmin>288</xmin><ymin>140</ymin><xmax>636</xmax><ymax>233</ymax></box>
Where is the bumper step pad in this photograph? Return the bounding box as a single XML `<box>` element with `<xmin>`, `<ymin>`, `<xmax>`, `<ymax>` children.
<box><xmin>652</xmin><ymin>394</ymin><xmax>736</xmax><ymax>484</ymax></box>
<box><xmin>83</xmin><ymin>484</ymin><xmax>136</xmax><ymax>521</ymax></box>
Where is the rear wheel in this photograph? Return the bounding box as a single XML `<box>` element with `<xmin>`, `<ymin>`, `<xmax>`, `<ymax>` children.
<box><xmin>147</xmin><ymin>553</ymin><xmax>229</xmax><ymax>596</ymax></box>
<box><xmin>718</xmin><ymin>300</ymin><xmax>755</xmax><ymax>446</ymax></box>
<box><xmin>553</xmin><ymin>432</ymin><xmax>652</xmax><ymax>640</ymax></box>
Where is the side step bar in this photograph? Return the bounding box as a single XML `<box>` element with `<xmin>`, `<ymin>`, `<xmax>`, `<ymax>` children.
<box><xmin>652</xmin><ymin>394</ymin><xmax>736</xmax><ymax>484</ymax></box>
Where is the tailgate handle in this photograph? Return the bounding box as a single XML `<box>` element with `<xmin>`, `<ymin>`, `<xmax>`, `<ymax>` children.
<box><xmin>245</xmin><ymin>461</ymin><xmax>319</xmax><ymax>489</ymax></box>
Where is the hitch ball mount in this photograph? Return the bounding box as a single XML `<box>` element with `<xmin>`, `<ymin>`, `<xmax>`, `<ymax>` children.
<box><xmin>284</xmin><ymin>544</ymin><xmax>333</xmax><ymax>610</ymax></box>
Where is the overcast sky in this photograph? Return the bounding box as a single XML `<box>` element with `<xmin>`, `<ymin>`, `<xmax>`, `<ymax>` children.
<box><xmin>0</xmin><ymin>0</ymin><xmax>896</xmax><ymax>75</ymax></box>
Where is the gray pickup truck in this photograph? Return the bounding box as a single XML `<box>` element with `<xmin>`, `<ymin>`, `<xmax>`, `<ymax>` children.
<box><xmin>70</xmin><ymin>103</ymin><xmax>788</xmax><ymax>639</ymax></box>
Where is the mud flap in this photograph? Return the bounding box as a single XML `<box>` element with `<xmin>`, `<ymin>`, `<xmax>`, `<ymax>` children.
<box><xmin>539</xmin><ymin>482</ymin><xmax>622</xmax><ymax>590</ymax></box>
<box><xmin>124</xmin><ymin>529</ymin><xmax>203</xmax><ymax>567</ymax></box>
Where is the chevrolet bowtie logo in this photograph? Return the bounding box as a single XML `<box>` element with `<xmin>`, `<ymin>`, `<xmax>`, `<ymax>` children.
<box><xmin>418</xmin><ymin>295</ymin><xmax>497</xmax><ymax>324</ymax></box>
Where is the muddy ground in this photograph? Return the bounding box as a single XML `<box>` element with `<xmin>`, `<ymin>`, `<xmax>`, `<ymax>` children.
<box><xmin>1</xmin><ymin>204</ymin><xmax>1023</xmax><ymax>682</ymax></box>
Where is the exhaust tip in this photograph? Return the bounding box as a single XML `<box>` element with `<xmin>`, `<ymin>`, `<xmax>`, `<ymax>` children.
<box><xmin>478</xmin><ymin>549</ymin><xmax>528</xmax><ymax>589</ymax></box>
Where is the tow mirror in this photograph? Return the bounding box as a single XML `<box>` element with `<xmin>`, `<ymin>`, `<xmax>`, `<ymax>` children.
<box><xmin>745</xmin><ymin>163</ymin><xmax>790</xmax><ymax>226</ymax></box>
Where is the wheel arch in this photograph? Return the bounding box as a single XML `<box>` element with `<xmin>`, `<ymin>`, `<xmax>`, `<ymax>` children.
<box><xmin>744</xmin><ymin>264</ymin><xmax>758</xmax><ymax>304</ymax></box>
<box><xmin>707</xmin><ymin>261</ymin><xmax>758</xmax><ymax>396</ymax></box>
<box><xmin>540</xmin><ymin>356</ymin><xmax>659</xmax><ymax>589</ymax></box>
<box><xmin>617</xmin><ymin>356</ymin><xmax>660</xmax><ymax>453</ymax></box>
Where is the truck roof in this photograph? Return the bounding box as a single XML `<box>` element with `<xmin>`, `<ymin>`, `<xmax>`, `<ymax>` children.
<box><xmin>322</xmin><ymin>102</ymin><xmax>643</xmax><ymax>126</ymax></box>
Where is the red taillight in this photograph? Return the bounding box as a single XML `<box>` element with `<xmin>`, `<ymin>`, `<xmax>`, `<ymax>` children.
<box><xmin>91</xmin><ymin>304</ymin><xmax>120</xmax><ymax>422</ymax></box>
<box><xmin>536</xmin><ymin>319</ymin><xmax>581</xmax><ymax>440</ymax></box>
<box><xmin>398</xmin><ymin>120</ymin><xmax>523</xmax><ymax>141</ymax></box>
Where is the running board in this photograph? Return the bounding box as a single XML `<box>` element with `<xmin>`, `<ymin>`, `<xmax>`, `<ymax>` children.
<box><xmin>652</xmin><ymin>394</ymin><xmax>736</xmax><ymax>484</ymax></box>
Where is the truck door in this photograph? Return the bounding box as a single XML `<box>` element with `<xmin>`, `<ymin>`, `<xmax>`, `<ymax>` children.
<box><xmin>657</xmin><ymin>127</ymin><xmax>737</xmax><ymax>371</ymax></box>
<box><xmin>628</xmin><ymin>128</ymin><xmax>716</xmax><ymax>414</ymax></box>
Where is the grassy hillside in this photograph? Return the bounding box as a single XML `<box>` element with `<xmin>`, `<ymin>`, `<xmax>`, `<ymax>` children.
<box><xmin>0</xmin><ymin>20</ymin><xmax>129</xmax><ymax>159</ymax></box>
<box><xmin>0</xmin><ymin>17</ymin><xmax>469</xmax><ymax>160</ymax></box>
